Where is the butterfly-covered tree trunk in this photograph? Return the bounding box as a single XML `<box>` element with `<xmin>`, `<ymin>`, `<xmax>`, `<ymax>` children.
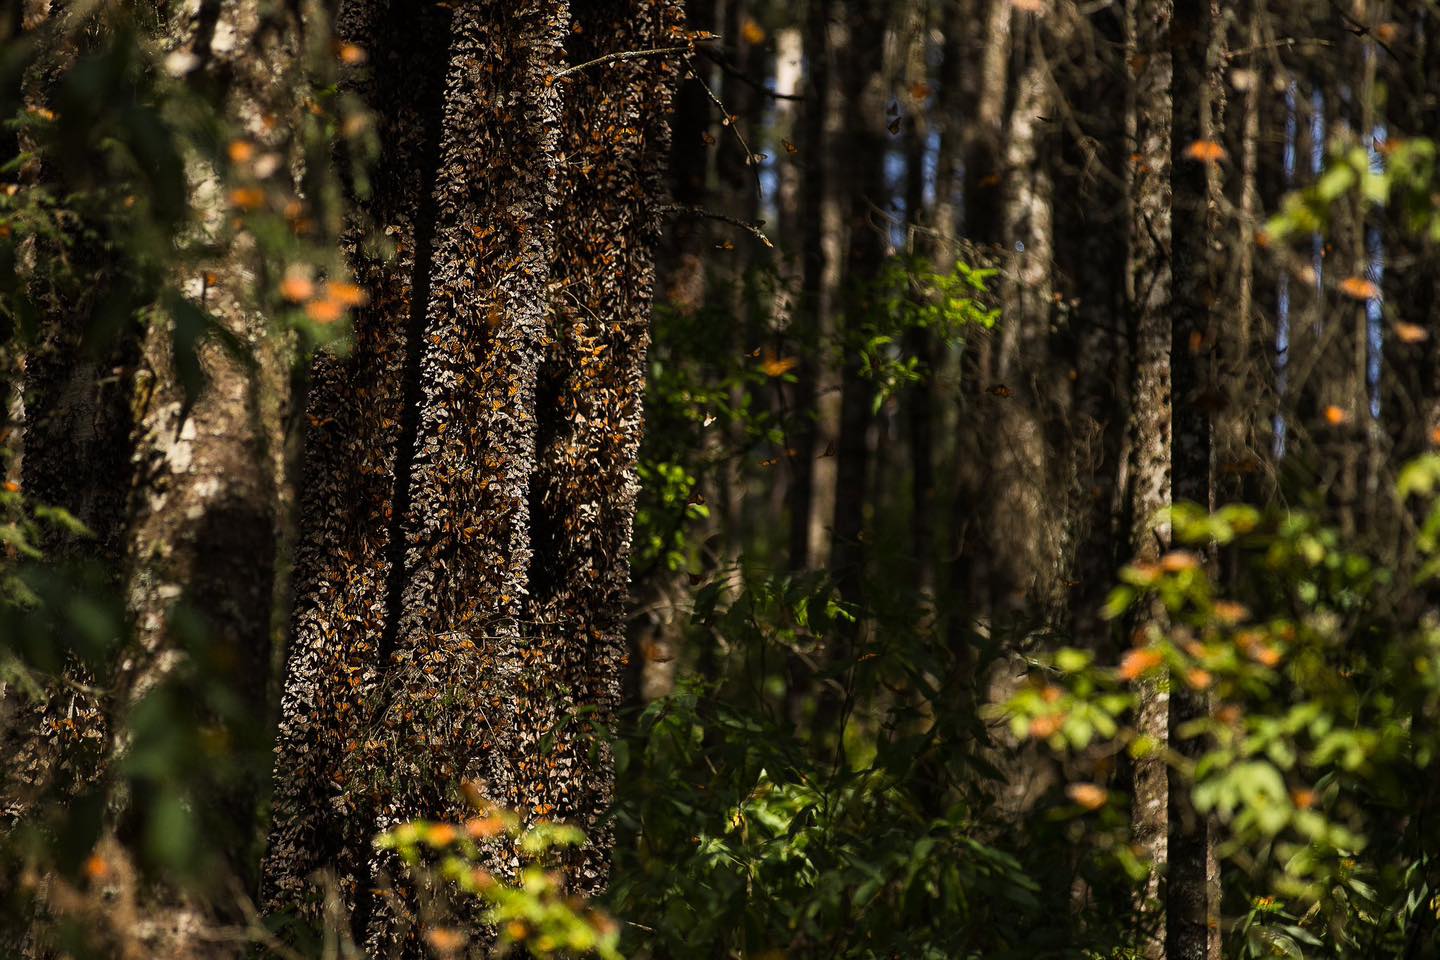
<box><xmin>526</xmin><ymin>0</ymin><xmax>683</xmax><ymax>895</ymax></box>
<box><xmin>261</xmin><ymin>0</ymin><xmax>452</xmax><ymax>930</ymax></box>
<box><xmin>264</xmin><ymin>0</ymin><xmax>566</xmax><ymax>946</ymax></box>
<box><xmin>263</xmin><ymin>0</ymin><xmax>681</xmax><ymax>951</ymax></box>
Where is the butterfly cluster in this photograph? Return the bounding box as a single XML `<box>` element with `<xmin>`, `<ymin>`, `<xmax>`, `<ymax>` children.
<box><xmin>262</xmin><ymin>0</ymin><xmax>683</xmax><ymax>952</ymax></box>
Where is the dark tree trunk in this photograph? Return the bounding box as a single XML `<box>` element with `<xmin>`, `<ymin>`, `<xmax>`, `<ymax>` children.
<box><xmin>1125</xmin><ymin>0</ymin><xmax>1173</xmax><ymax>951</ymax></box>
<box><xmin>816</xmin><ymin>0</ymin><xmax>890</xmax><ymax>738</ymax></box>
<box><xmin>1054</xmin><ymin>1</ymin><xmax>1129</xmax><ymax>650</ymax></box>
<box><xmin>2</xmin><ymin>0</ymin><xmax>140</xmax><ymax>830</ymax></box>
<box><xmin>528</xmin><ymin>0</ymin><xmax>683</xmax><ymax>897</ymax></box>
<box><xmin>1167</xmin><ymin>1</ymin><xmax>1217</xmax><ymax>957</ymax></box>
<box><xmin>901</xmin><ymin>5</ymin><xmax>935</xmax><ymax>604</ymax></box>
<box><xmin>788</xmin><ymin>0</ymin><xmax>830</xmax><ymax>573</ymax></box>
<box><xmin>263</xmin><ymin>0</ymin><xmax>456</xmax><ymax>928</ymax></box>
<box><xmin>264</xmin><ymin>2</ymin><xmax>680</xmax><ymax>953</ymax></box>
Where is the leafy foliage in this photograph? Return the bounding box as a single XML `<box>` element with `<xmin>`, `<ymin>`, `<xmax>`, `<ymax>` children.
<box><xmin>378</xmin><ymin>799</ymin><xmax>623</xmax><ymax>959</ymax></box>
<box><xmin>1002</xmin><ymin>472</ymin><xmax>1440</xmax><ymax>956</ymax></box>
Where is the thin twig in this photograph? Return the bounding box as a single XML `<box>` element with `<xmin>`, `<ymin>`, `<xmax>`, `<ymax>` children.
<box><xmin>555</xmin><ymin>44</ymin><xmax>693</xmax><ymax>79</ymax></box>
<box><xmin>1224</xmin><ymin>36</ymin><xmax>1332</xmax><ymax>61</ymax></box>
<box><xmin>658</xmin><ymin>202</ymin><xmax>773</xmax><ymax>248</ymax></box>
<box><xmin>698</xmin><ymin>47</ymin><xmax>805</xmax><ymax>102</ymax></box>
<box><xmin>684</xmin><ymin>57</ymin><xmax>764</xmax><ymax>202</ymax></box>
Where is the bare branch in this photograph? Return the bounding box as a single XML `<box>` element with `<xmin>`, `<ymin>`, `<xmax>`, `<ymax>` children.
<box><xmin>555</xmin><ymin>44</ymin><xmax>693</xmax><ymax>79</ymax></box>
<box><xmin>682</xmin><ymin>57</ymin><xmax>764</xmax><ymax>202</ymax></box>
<box><xmin>697</xmin><ymin>47</ymin><xmax>805</xmax><ymax>102</ymax></box>
<box><xmin>658</xmin><ymin>202</ymin><xmax>773</xmax><ymax>248</ymax></box>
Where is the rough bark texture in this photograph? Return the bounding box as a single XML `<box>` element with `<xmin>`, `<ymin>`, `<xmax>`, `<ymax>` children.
<box><xmin>1167</xmin><ymin>0</ymin><xmax>1216</xmax><ymax>957</ymax></box>
<box><xmin>3</xmin><ymin>2</ymin><xmax>304</xmax><ymax>955</ymax></box>
<box><xmin>989</xmin><ymin>19</ymin><xmax>1057</xmax><ymax>618</ymax></box>
<box><xmin>263</xmin><ymin>2</ymin><xmax>679</xmax><ymax>952</ymax></box>
<box><xmin>1125</xmin><ymin>0</ymin><xmax>1173</xmax><ymax>951</ymax></box>
<box><xmin>115</xmin><ymin>0</ymin><xmax>295</xmax><ymax>847</ymax></box>
<box><xmin>262</xmin><ymin>0</ymin><xmax>453</xmax><ymax>927</ymax></box>
<box><xmin>527</xmin><ymin>0</ymin><xmax>682</xmax><ymax>896</ymax></box>
<box><xmin>1</xmin><ymin>0</ymin><xmax>136</xmax><ymax>832</ymax></box>
<box><xmin>357</xmin><ymin>2</ymin><xmax>569</xmax><ymax>951</ymax></box>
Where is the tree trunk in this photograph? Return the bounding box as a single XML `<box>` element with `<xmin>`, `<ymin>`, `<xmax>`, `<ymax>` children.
<box><xmin>263</xmin><ymin>0</ymin><xmax>456</xmax><ymax>930</ymax></box>
<box><xmin>1125</xmin><ymin>0</ymin><xmax>1173</xmax><ymax>952</ymax></box>
<box><xmin>988</xmin><ymin>19</ymin><xmax>1057</xmax><ymax>619</ymax></box>
<box><xmin>817</xmin><ymin>0</ymin><xmax>890</xmax><ymax>738</ymax></box>
<box><xmin>1167</xmin><ymin>1</ymin><xmax>1217</xmax><ymax>957</ymax></box>
<box><xmin>3</xmin><ymin>1</ymin><xmax>306</xmax><ymax>954</ymax></box>
<box><xmin>1054</xmin><ymin>1</ymin><xmax>1128</xmax><ymax>649</ymax></box>
<box><xmin>527</xmin><ymin>0</ymin><xmax>683</xmax><ymax>897</ymax></box>
<box><xmin>2</xmin><ymin>0</ymin><xmax>140</xmax><ymax>830</ymax></box>
<box><xmin>788</xmin><ymin>0</ymin><xmax>830</xmax><ymax>573</ymax></box>
<box><xmin>901</xmin><ymin>4</ymin><xmax>935</xmax><ymax>605</ymax></box>
<box><xmin>113</xmin><ymin>0</ymin><xmax>298</xmax><ymax>873</ymax></box>
<box><xmin>264</xmin><ymin>2</ymin><xmax>680</xmax><ymax>952</ymax></box>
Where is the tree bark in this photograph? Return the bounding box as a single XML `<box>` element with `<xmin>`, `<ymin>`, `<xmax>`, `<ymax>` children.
<box><xmin>787</xmin><ymin>0</ymin><xmax>830</xmax><ymax>573</ymax></box>
<box><xmin>1</xmin><ymin>0</ymin><xmax>139</xmax><ymax>831</ymax></box>
<box><xmin>1054</xmin><ymin>1</ymin><xmax>1129</xmax><ymax>648</ymax></box>
<box><xmin>527</xmin><ymin>0</ymin><xmax>683</xmax><ymax>897</ymax></box>
<box><xmin>1167</xmin><ymin>1</ymin><xmax>1217</xmax><ymax>957</ymax></box>
<box><xmin>817</xmin><ymin>0</ymin><xmax>890</xmax><ymax>737</ymax></box>
<box><xmin>1125</xmin><ymin>0</ymin><xmax>1173</xmax><ymax>952</ymax></box>
<box><xmin>988</xmin><ymin>17</ymin><xmax>1057</xmax><ymax>619</ymax></box>
<box><xmin>263</xmin><ymin>0</ymin><xmax>456</xmax><ymax>930</ymax></box>
<box><xmin>264</xmin><ymin>2</ymin><xmax>680</xmax><ymax>952</ymax></box>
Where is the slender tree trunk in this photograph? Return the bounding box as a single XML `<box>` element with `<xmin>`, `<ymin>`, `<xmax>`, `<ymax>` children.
<box><xmin>817</xmin><ymin>0</ymin><xmax>890</xmax><ymax>739</ymax></box>
<box><xmin>944</xmin><ymin>0</ymin><xmax>1005</xmax><ymax>636</ymax></box>
<box><xmin>806</xmin><ymin>3</ymin><xmax>848</xmax><ymax>570</ymax></box>
<box><xmin>1167</xmin><ymin>1</ymin><xmax>1217</xmax><ymax>957</ymax></box>
<box><xmin>1382</xmin><ymin>0</ymin><xmax>1440</xmax><ymax>469</ymax></box>
<box><xmin>632</xmin><ymin>0</ymin><xmax>717</xmax><ymax>704</ymax></box>
<box><xmin>989</xmin><ymin>19</ymin><xmax>1057</xmax><ymax>619</ymax></box>
<box><xmin>788</xmin><ymin>0</ymin><xmax>829</xmax><ymax>572</ymax></box>
<box><xmin>901</xmin><ymin>6</ymin><xmax>935</xmax><ymax>604</ymax></box>
<box><xmin>1055</xmin><ymin>2</ymin><xmax>1128</xmax><ymax>649</ymax></box>
<box><xmin>964</xmin><ymin>0</ymin><xmax>1009</xmax><ymax>253</ymax></box>
<box><xmin>1384</xmin><ymin>11</ymin><xmax>1440</xmax><ymax>951</ymax></box>
<box><xmin>1216</xmin><ymin>11</ymin><xmax>1269</xmax><ymax>511</ymax></box>
<box><xmin>1125</xmin><ymin>0</ymin><xmax>1172</xmax><ymax>952</ymax></box>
